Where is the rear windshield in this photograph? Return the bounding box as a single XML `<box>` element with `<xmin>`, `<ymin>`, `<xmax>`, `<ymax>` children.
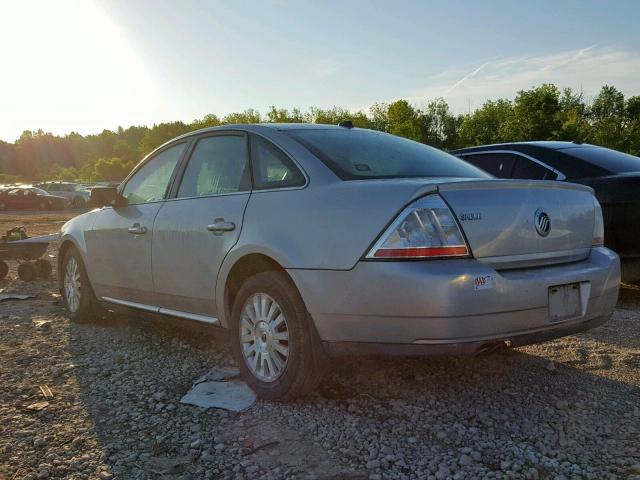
<box><xmin>285</xmin><ymin>129</ymin><xmax>489</xmax><ymax>180</ymax></box>
<box><xmin>562</xmin><ymin>146</ymin><xmax>640</xmax><ymax>174</ymax></box>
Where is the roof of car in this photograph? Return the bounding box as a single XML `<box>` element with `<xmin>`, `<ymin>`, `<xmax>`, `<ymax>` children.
<box><xmin>178</xmin><ymin>123</ymin><xmax>349</xmax><ymax>138</ymax></box>
<box><xmin>451</xmin><ymin>141</ymin><xmax>593</xmax><ymax>154</ymax></box>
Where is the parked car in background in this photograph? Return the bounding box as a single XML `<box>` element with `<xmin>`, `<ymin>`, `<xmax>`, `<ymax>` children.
<box><xmin>58</xmin><ymin>125</ymin><xmax>619</xmax><ymax>399</ymax></box>
<box><xmin>451</xmin><ymin>142</ymin><xmax>640</xmax><ymax>282</ymax></box>
<box><xmin>35</xmin><ymin>181</ymin><xmax>91</xmax><ymax>208</ymax></box>
<box><xmin>0</xmin><ymin>186</ymin><xmax>70</xmax><ymax>211</ymax></box>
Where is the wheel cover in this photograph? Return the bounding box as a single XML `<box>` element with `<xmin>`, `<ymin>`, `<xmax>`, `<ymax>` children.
<box><xmin>240</xmin><ymin>293</ymin><xmax>289</xmax><ymax>382</ymax></box>
<box><xmin>63</xmin><ymin>257</ymin><xmax>82</xmax><ymax>313</ymax></box>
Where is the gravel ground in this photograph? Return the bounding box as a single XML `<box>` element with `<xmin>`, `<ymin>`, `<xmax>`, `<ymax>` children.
<box><xmin>1</xmin><ymin>212</ymin><xmax>639</xmax><ymax>479</ymax></box>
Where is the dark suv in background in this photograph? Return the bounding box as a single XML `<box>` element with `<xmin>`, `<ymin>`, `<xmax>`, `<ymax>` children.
<box><xmin>451</xmin><ymin>142</ymin><xmax>640</xmax><ymax>282</ymax></box>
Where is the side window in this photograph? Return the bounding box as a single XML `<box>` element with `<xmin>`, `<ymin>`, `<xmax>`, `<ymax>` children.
<box><xmin>251</xmin><ymin>136</ymin><xmax>305</xmax><ymax>190</ymax></box>
<box><xmin>177</xmin><ymin>135</ymin><xmax>250</xmax><ymax>198</ymax></box>
<box><xmin>462</xmin><ymin>153</ymin><xmax>516</xmax><ymax>178</ymax></box>
<box><xmin>512</xmin><ymin>157</ymin><xmax>558</xmax><ymax>180</ymax></box>
<box><xmin>122</xmin><ymin>143</ymin><xmax>186</xmax><ymax>204</ymax></box>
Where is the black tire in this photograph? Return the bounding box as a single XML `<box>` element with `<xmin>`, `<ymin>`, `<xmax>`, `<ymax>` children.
<box><xmin>0</xmin><ymin>260</ymin><xmax>8</xmax><ymax>279</ymax></box>
<box><xmin>72</xmin><ymin>197</ymin><xmax>85</xmax><ymax>209</ymax></box>
<box><xmin>17</xmin><ymin>262</ymin><xmax>37</xmax><ymax>282</ymax></box>
<box><xmin>230</xmin><ymin>271</ymin><xmax>326</xmax><ymax>401</ymax></box>
<box><xmin>60</xmin><ymin>248</ymin><xmax>100</xmax><ymax>323</ymax></box>
<box><xmin>34</xmin><ymin>259</ymin><xmax>53</xmax><ymax>279</ymax></box>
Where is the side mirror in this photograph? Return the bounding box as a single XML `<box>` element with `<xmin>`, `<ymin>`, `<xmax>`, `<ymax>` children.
<box><xmin>90</xmin><ymin>186</ymin><xmax>127</xmax><ymax>208</ymax></box>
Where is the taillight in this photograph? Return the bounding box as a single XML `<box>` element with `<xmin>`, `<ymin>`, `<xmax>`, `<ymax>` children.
<box><xmin>366</xmin><ymin>194</ymin><xmax>470</xmax><ymax>259</ymax></box>
<box><xmin>592</xmin><ymin>196</ymin><xmax>604</xmax><ymax>246</ymax></box>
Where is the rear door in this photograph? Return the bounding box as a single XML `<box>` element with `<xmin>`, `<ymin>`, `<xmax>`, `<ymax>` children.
<box><xmin>151</xmin><ymin>132</ymin><xmax>251</xmax><ymax>320</ymax></box>
<box><xmin>84</xmin><ymin>142</ymin><xmax>187</xmax><ymax>306</ymax></box>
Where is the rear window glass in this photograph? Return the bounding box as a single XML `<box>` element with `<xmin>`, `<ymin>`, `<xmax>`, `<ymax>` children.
<box><xmin>285</xmin><ymin>129</ymin><xmax>489</xmax><ymax>180</ymax></box>
<box><xmin>563</xmin><ymin>146</ymin><xmax>640</xmax><ymax>174</ymax></box>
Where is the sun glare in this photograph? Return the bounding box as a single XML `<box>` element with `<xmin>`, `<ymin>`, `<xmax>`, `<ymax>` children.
<box><xmin>0</xmin><ymin>0</ymin><xmax>158</xmax><ymax>141</ymax></box>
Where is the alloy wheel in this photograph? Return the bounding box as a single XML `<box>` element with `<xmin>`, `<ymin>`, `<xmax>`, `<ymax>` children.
<box><xmin>64</xmin><ymin>257</ymin><xmax>82</xmax><ymax>313</ymax></box>
<box><xmin>240</xmin><ymin>293</ymin><xmax>290</xmax><ymax>382</ymax></box>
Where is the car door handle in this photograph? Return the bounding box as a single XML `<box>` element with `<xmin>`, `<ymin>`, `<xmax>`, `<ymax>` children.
<box><xmin>127</xmin><ymin>223</ymin><xmax>147</xmax><ymax>235</ymax></box>
<box><xmin>207</xmin><ymin>220</ymin><xmax>235</xmax><ymax>233</ymax></box>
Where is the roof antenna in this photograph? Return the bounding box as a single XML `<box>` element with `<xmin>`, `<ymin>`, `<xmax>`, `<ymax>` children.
<box><xmin>338</xmin><ymin>120</ymin><xmax>353</xmax><ymax>129</ymax></box>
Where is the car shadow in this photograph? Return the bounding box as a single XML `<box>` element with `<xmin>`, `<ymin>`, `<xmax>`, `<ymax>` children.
<box><xmin>65</xmin><ymin>310</ymin><xmax>640</xmax><ymax>479</ymax></box>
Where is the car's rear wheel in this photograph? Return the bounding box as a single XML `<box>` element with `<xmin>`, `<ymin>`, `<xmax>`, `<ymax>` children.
<box><xmin>38</xmin><ymin>201</ymin><xmax>48</xmax><ymax>210</ymax></box>
<box><xmin>72</xmin><ymin>197</ymin><xmax>85</xmax><ymax>209</ymax></box>
<box><xmin>0</xmin><ymin>201</ymin><xmax>6</xmax><ymax>211</ymax></box>
<box><xmin>61</xmin><ymin>248</ymin><xmax>100</xmax><ymax>323</ymax></box>
<box><xmin>230</xmin><ymin>271</ymin><xmax>326</xmax><ymax>400</ymax></box>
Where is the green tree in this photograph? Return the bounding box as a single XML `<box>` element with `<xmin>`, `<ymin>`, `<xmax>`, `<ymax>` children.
<box><xmin>589</xmin><ymin>85</ymin><xmax>627</xmax><ymax>150</ymax></box>
<box><xmin>458</xmin><ymin>99</ymin><xmax>512</xmax><ymax>146</ymax></box>
<box><xmin>501</xmin><ymin>84</ymin><xmax>562</xmax><ymax>141</ymax></box>
<box><xmin>266</xmin><ymin>106</ymin><xmax>305</xmax><ymax>123</ymax></box>
<box><xmin>223</xmin><ymin>109</ymin><xmax>261</xmax><ymax>124</ymax></box>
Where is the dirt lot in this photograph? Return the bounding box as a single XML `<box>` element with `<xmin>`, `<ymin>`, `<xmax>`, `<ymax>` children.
<box><xmin>1</xmin><ymin>211</ymin><xmax>639</xmax><ymax>480</ymax></box>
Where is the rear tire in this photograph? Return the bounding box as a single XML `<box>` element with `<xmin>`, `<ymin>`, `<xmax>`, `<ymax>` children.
<box><xmin>72</xmin><ymin>197</ymin><xmax>85</xmax><ymax>209</ymax></box>
<box><xmin>230</xmin><ymin>271</ymin><xmax>326</xmax><ymax>400</ymax></box>
<box><xmin>0</xmin><ymin>202</ymin><xmax>6</xmax><ymax>211</ymax></box>
<box><xmin>38</xmin><ymin>201</ymin><xmax>48</xmax><ymax>210</ymax></box>
<box><xmin>17</xmin><ymin>262</ymin><xmax>37</xmax><ymax>282</ymax></box>
<box><xmin>60</xmin><ymin>248</ymin><xmax>100</xmax><ymax>323</ymax></box>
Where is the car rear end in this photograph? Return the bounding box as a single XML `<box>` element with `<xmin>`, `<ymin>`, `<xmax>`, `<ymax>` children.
<box><xmin>289</xmin><ymin>179</ymin><xmax>618</xmax><ymax>355</ymax></box>
<box><xmin>291</xmin><ymin>179</ymin><xmax>617</xmax><ymax>355</ymax></box>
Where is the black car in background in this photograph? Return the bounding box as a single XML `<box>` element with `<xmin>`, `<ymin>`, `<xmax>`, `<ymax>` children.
<box><xmin>451</xmin><ymin>142</ymin><xmax>640</xmax><ymax>282</ymax></box>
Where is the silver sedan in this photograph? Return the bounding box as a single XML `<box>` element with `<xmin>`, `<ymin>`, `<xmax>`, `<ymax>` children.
<box><xmin>57</xmin><ymin>124</ymin><xmax>620</xmax><ymax>399</ymax></box>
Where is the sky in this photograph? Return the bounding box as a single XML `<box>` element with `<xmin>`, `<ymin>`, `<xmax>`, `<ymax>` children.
<box><xmin>1</xmin><ymin>0</ymin><xmax>639</xmax><ymax>142</ymax></box>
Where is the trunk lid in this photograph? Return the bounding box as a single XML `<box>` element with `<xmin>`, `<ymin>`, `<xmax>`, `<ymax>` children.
<box><xmin>437</xmin><ymin>180</ymin><xmax>595</xmax><ymax>269</ymax></box>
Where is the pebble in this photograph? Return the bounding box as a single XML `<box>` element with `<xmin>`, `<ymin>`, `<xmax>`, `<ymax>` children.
<box><xmin>1</xmin><ymin>261</ymin><xmax>638</xmax><ymax>480</ymax></box>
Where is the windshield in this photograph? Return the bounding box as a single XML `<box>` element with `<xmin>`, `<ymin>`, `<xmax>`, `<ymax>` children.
<box><xmin>285</xmin><ymin>128</ymin><xmax>490</xmax><ymax>180</ymax></box>
<box><xmin>563</xmin><ymin>145</ymin><xmax>640</xmax><ymax>174</ymax></box>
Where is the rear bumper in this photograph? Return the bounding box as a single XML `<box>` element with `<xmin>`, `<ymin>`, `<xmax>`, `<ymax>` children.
<box><xmin>288</xmin><ymin>247</ymin><xmax>619</xmax><ymax>349</ymax></box>
<box><xmin>322</xmin><ymin>314</ymin><xmax>610</xmax><ymax>357</ymax></box>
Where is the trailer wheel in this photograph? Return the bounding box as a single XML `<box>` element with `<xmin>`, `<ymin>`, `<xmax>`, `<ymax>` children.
<box><xmin>35</xmin><ymin>259</ymin><xmax>52</xmax><ymax>279</ymax></box>
<box><xmin>0</xmin><ymin>260</ymin><xmax>8</xmax><ymax>279</ymax></box>
<box><xmin>18</xmin><ymin>262</ymin><xmax>37</xmax><ymax>282</ymax></box>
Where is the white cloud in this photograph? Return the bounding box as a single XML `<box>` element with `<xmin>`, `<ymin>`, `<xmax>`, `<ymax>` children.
<box><xmin>307</xmin><ymin>58</ymin><xmax>341</xmax><ymax>78</ymax></box>
<box><xmin>409</xmin><ymin>45</ymin><xmax>640</xmax><ymax>113</ymax></box>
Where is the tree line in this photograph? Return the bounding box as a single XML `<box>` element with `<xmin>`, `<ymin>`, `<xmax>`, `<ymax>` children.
<box><xmin>0</xmin><ymin>83</ymin><xmax>638</xmax><ymax>183</ymax></box>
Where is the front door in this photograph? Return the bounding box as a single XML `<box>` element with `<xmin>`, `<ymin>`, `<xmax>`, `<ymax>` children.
<box><xmin>85</xmin><ymin>142</ymin><xmax>188</xmax><ymax>306</ymax></box>
<box><xmin>152</xmin><ymin>133</ymin><xmax>251</xmax><ymax>319</ymax></box>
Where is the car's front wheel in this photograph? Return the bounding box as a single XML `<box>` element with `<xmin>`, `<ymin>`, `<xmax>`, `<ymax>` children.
<box><xmin>60</xmin><ymin>248</ymin><xmax>100</xmax><ymax>323</ymax></box>
<box><xmin>231</xmin><ymin>271</ymin><xmax>326</xmax><ymax>400</ymax></box>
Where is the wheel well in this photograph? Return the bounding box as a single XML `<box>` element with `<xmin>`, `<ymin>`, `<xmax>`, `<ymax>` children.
<box><xmin>224</xmin><ymin>254</ymin><xmax>291</xmax><ymax>322</ymax></box>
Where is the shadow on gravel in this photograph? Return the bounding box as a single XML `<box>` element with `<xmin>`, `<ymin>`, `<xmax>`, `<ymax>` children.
<box><xmin>65</xmin><ymin>311</ymin><xmax>640</xmax><ymax>479</ymax></box>
<box><xmin>579</xmin><ymin>286</ymin><xmax>640</xmax><ymax>351</ymax></box>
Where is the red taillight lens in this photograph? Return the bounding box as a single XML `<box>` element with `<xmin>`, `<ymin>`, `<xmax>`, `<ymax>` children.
<box><xmin>366</xmin><ymin>194</ymin><xmax>470</xmax><ymax>260</ymax></box>
<box><xmin>372</xmin><ymin>246</ymin><xmax>469</xmax><ymax>258</ymax></box>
